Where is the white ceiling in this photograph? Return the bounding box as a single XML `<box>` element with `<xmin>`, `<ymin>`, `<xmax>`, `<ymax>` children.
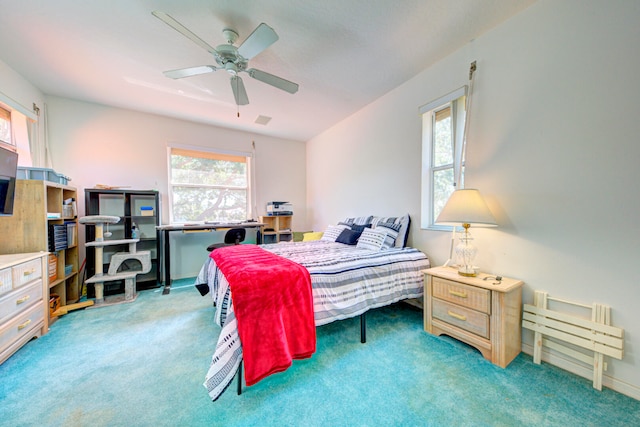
<box><xmin>0</xmin><ymin>0</ymin><xmax>535</xmax><ymax>142</ymax></box>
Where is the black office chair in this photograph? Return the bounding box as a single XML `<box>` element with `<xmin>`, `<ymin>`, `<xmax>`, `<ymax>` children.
<box><xmin>197</xmin><ymin>228</ymin><xmax>247</xmax><ymax>297</ymax></box>
<box><xmin>206</xmin><ymin>228</ymin><xmax>246</xmax><ymax>252</ymax></box>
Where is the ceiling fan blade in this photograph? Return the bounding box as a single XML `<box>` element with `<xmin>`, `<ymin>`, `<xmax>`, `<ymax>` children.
<box><xmin>231</xmin><ymin>76</ymin><xmax>249</xmax><ymax>105</ymax></box>
<box><xmin>164</xmin><ymin>65</ymin><xmax>217</xmax><ymax>79</ymax></box>
<box><xmin>152</xmin><ymin>11</ymin><xmax>218</xmax><ymax>56</ymax></box>
<box><xmin>247</xmin><ymin>68</ymin><xmax>299</xmax><ymax>94</ymax></box>
<box><xmin>237</xmin><ymin>23</ymin><xmax>278</xmax><ymax>59</ymax></box>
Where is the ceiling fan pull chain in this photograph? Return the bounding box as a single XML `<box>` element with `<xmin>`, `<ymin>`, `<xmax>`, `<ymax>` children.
<box><xmin>236</xmin><ymin>78</ymin><xmax>240</xmax><ymax>117</ymax></box>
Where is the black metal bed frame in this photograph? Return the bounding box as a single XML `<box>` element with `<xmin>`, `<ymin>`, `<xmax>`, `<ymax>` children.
<box><xmin>236</xmin><ymin>312</ymin><xmax>367</xmax><ymax>395</ymax></box>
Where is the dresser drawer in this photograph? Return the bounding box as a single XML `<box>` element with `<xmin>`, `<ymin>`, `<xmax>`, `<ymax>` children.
<box><xmin>432</xmin><ymin>277</ymin><xmax>490</xmax><ymax>314</ymax></box>
<box><xmin>432</xmin><ymin>298</ymin><xmax>490</xmax><ymax>339</ymax></box>
<box><xmin>0</xmin><ymin>267</ymin><xmax>11</xmax><ymax>296</ymax></box>
<box><xmin>0</xmin><ymin>280</ymin><xmax>43</xmax><ymax>325</ymax></box>
<box><xmin>12</xmin><ymin>259</ymin><xmax>43</xmax><ymax>289</ymax></box>
<box><xmin>0</xmin><ymin>303</ymin><xmax>44</xmax><ymax>353</ymax></box>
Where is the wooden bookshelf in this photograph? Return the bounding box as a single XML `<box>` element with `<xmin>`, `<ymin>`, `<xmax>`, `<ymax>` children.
<box><xmin>259</xmin><ymin>215</ymin><xmax>292</xmax><ymax>244</ymax></box>
<box><xmin>0</xmin><ymin>180</ymin><xmax>79</xmax><ymax>323</ymax></box>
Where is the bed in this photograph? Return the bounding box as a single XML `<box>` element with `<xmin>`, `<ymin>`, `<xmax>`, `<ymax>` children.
<box><xmin>196</xmin><ymin>215</ymin><xmax>430</xmax><ymax>401</ymax></box>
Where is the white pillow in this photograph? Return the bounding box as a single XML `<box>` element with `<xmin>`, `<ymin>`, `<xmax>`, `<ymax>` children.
<box><xmin>321</xmin><ymin>224</ymin><xmax>349</xmax><ymax>242</ymax></box>
<box><xmin>376</xmin><ymin>223</ymin><xmax>400</xmax><ymax>249</ymax></box>
<box><xmin>356</xmin><ymin>228</ymin><xmax>387</xmax><ymax>251</ymax></box>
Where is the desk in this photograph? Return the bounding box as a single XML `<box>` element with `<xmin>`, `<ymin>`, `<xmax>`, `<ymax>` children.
<box><xmin>156</xmin><ymin>222</ymin><xmax>264</xmax><ymax>294</ymax></box>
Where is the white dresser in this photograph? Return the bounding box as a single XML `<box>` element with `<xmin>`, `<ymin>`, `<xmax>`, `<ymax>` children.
<box><xmin>0</xmin><ymin>252</ymin><xmax>49</xmax><ymax>364</ymax></box>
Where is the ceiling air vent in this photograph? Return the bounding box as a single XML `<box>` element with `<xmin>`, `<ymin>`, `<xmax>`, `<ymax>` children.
<box><xmin>255</xmin><ymin>115</ymin><xmax>272</xmax><ymax>125</ymax></box>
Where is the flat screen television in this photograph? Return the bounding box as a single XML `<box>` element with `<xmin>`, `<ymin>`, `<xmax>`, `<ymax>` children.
<box><xmin>0</xmin><ymin>143</ymin><xmax>18</xmax><ymax>216</ymax></box>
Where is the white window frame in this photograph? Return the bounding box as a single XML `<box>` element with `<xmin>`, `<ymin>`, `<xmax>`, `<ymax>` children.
<box><xmin>420</xmin><ymin>86</ymin><xmax>467</xmax><ymax>230</ymax></box>
<box><xmin>167</xmin><ymin>144</ymin><xmax>253</xmax><ymax>224</ymax></box>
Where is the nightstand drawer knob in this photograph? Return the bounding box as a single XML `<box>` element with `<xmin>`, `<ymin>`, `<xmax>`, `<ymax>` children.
<box><xmin>449</xmin><ymin>290</ymin><xmax>467</xmax><ymax>298</ymax></box>
<box><xmin>16</xmin><ymin>295</ymin><xmax>30</xmax><ymax>304</ymax></box>
<box><xmin>447</xmin><ymin>310</ymin><xmax>467</xmax><ymax>321</ymax></box>
<box><xmin>23</xmin><ymin>269</ymin><xmax>36</xmax><ymax>276</ymax></box>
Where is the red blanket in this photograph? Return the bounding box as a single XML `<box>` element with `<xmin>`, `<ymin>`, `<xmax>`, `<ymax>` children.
<box><xmin>210</xmin><ymin>244</ymin><xmax>316</xmax><ymax>386</ymax></box>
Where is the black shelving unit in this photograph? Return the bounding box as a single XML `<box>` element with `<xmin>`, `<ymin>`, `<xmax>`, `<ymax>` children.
<box><xmin>84</xmin><ymin>189</ymin><xmax>161</xmax><ymax>296</ymax></box>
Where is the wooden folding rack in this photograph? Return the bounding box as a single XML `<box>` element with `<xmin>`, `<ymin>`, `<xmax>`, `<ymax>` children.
<box><xmin>522</xmin><ymin>290</ymin><xmax>624</xmax><ymax>390</ymax></box>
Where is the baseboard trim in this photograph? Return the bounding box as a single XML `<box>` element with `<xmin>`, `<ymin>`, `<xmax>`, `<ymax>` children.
<box><xmin>521</xmin><ymin>343</ymin><xmax>640</xmax><ymax>401</ymax></box>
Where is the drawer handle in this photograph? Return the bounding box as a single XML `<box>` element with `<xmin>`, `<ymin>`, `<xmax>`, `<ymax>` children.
<box><xmin>449</xmin><ymin>290</ymin><xmax>467</xmax><ymax>298</ymax></box>
<box><xmin>18</xmin><ymin>319</ymin><xmax>32</xmax><ymax>330</ymax></box>
<box><xmin>16</xmin><ymin>295</ymin><xmax>31</xmax><ymax>304</ymax></box>
<box><xmin>447</xmin><ymin>310</ymin><xmax>467</xmax><ymax>321</ymax></box>
<box><xmin>23</xmin><ymin>269</ymin><xmax>36</xmax><ymax>276</ymax></box>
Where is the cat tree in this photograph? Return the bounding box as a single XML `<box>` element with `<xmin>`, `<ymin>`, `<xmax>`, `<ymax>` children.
<box><xmin>80</xmin><ymin>215</ymin><xmax>151</xmax><ymax>305</ymax></box>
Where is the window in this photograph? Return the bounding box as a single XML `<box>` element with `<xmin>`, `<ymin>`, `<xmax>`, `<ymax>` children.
<box><xmin>0</xmin><ymin>106</ymin><xmax>11</xmax><ymax>145</ymax></box>
<box><xmin>168</xmin><ymin>146</ymin><xmax>252</xmax><ymax>223</ymax></box>
<box><xmin>0</xmin><ymin>97</ymin><xmax>39</xmax><ymax>166</ymax></box>
<box><xmin>420</xmin><ymin>86</ymin><xmax>467</xmax><ymax>229</ymax></box>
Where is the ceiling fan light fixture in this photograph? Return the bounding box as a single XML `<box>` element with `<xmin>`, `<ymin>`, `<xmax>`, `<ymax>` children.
<box><xmin>225</xmin><ymin>62</ymin><xmax>238</xmax><ymax>75</ymax></box>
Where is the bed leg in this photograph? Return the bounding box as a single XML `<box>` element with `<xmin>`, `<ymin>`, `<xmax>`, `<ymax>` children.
<box><xmin>237</xmin><ymin>361</ymin><xmax>243</xmax><ymax>395</ymax></box>
<box><xmin>360</xmin><ymin>312</ymin><xmax>366</xmax><ymax>343</ymax></box>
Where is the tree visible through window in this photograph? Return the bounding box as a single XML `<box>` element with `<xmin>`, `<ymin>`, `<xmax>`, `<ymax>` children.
<box><xmin>169</xmin><ymin>147</ymin><xmax>251</xmax><ymax>223</ymax></box>
<box><xmin>420</xmin><ymin>86</ymin><xmax>467</xmax><ymax>229</ymax></box>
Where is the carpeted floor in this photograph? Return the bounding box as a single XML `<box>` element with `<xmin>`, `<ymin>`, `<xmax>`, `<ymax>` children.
<box><xmin>1</xmin><ymin>278</ymin><xmax>638</xmax><ymax>427</ymax></box>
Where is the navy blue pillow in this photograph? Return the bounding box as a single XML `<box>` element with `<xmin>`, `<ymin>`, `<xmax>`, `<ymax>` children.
<box><xmin>350</xmin><ymin>223</ymin><xmax>371</xmax><ymax>233</ymax></box>
<box><xmin>336</xmin><ymin>228</ymin><xmax>362</xmax><ymax>245</ymax></box>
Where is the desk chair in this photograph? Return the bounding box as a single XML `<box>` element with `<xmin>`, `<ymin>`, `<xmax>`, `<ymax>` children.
<box><xmin>197</xmin><ymin>228</ymin><xmax>247</xmax><ymax>297</ymax></box>
<box><xmin>206</xmin><ymin>228</ymin><xmax>246</xmax><ymax>252</ymax></box>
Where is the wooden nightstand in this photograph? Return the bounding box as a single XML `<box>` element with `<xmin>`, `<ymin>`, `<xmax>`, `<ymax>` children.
<box><xmin>424</xmin><ymin>266</ymin><xmax>524</xmax><ymax>368</ymax></box>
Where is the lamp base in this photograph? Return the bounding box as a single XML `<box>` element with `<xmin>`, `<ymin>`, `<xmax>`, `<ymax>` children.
<box><xmin>457</xmin><ymin>265</ymin><xmax>479</xmax><ymax>277</ymax></box>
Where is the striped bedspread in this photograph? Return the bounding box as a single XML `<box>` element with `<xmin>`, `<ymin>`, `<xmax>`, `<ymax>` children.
<box><xmin>198</xmin><ymin>240</ymin><xmax>430</xmax><ymax>401</ymax></box>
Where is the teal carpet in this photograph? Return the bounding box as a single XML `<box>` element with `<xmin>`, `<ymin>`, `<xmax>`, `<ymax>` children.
<box><xmin>1</xmin><ymin>279</ymin><xmax>638</xmax><ymax>427</ymax></box>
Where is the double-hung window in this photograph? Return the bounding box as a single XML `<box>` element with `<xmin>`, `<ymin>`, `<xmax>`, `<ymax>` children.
<box><xmin>168</xmin><ymin>146</ymin><xmax>252</xmax><ymax>223</ymax></box>
<box><xmin>420</xmin><ymin>86</ymin><xmax>467</xmax><ymax>229</ymax></box>
<box><xmin>0</xmin><ymin>106</ymin><xmax>11</xmax><ymax>145</ymax></box>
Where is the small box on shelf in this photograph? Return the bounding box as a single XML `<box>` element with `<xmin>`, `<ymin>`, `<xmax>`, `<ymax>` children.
<box><xmin>49</xmin><ymin>293</ymin><xmax>60</xmax><ymax>317</ymax></box>
<box><xmin>48</xmin><ymin>224</ymin><xmax>68</xmax><ymax>252</ymax></box>
<box><xmin>48</xmin><ymin>254</ymin><xmax>57</xmax><ymax>282</ymax></box>
<box><xmin>66</xmin><ymin>222</ymin><xmax>77</xmax><ymax>246</ymax></box>
<box><xmin>140</xmin><ymin>206</ymin><xmax>154</xmax><ymax>216</ymax></box>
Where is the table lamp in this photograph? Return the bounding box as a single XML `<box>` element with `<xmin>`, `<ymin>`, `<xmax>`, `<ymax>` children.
<box><xmin>435</xmin><ymin>188</ymin><xmax>497</xmax><ymax>276</ymax></box>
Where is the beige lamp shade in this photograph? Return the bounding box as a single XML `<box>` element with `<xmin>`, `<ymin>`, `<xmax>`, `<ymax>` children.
<box><xmin>435</xmin><ymin>189</ymin><xmax>497</xmax><ymax>227</ymax></box>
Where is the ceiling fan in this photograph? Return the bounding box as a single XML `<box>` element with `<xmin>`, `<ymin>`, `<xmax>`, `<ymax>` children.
<box><xmin>152</xmin><ymin>11</ymin><xmax>299</xmax><ymax>107</ymax></box>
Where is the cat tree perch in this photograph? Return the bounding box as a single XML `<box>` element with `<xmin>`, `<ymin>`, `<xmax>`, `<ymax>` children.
<box><xmin>80</xmin><ymin>215</ymin><xmax>151</xmax><ymax>305</ymax></box>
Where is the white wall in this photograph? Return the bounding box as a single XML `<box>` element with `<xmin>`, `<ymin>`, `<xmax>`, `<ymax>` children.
<box><xmin>44</xmin><ymin>97</ymin><xmax>307</xmax><ymax>278</ymax></box>
<box><xmin>0</xmin><ymin>61</ymin><xmax>44</xmax><ymax>115</ymax></box>
<box><xmin>307</xmin><ymin>0</ymin><xmax>640</xmax><ymax>398</ymax></box>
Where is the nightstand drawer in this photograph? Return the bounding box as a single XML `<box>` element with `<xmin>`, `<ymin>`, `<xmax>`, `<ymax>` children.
<box><xmin>432</xmin><ymin>298</ymin><xmax>489</xmax><ymax>339</ymax></box>
<box><xmin>432</xmin><ymin>277</ymin><xmax>490</xmax><ymax>314</ymax></box>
